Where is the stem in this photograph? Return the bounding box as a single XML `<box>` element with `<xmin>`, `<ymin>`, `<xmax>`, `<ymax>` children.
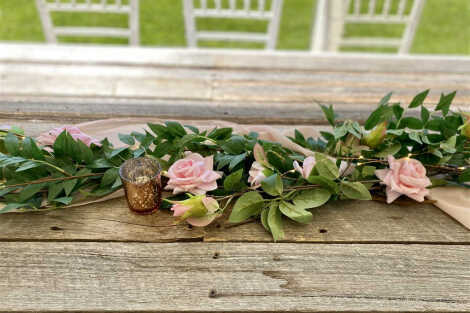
<box><xmin>4</xmin><ymin>173</ymin><xmax>104</xmax><ymax>188</ymax></box>
<box><xmin>35</xmin><ymin>159</ymin><xmax>73</xmax><ymax>177</ymax></box>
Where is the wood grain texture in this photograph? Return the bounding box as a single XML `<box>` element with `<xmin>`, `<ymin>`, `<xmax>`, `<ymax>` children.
<box><xmin>1</xmin><ymin>44</ymin><xmax>470</xmax><ymax>124</ymax></box>
<box><xmin>0</xmin><ymin>242</ymin><xmax>469</xmax><ymax>312</ymax></box>
<box><xmin>1</xmin><ymin>197</ymin><xmax>469</xmax><ymax>243</ymax></box>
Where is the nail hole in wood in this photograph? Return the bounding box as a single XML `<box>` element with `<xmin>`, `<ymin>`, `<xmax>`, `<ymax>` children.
<box><xmin>50</xmin><ymin>226</ymin><xmax>63</xmax><ymax>231</ymax></box>
<box><xmin>209</xmin><ymin>289</ymin><xmax>217</xmax><ymax>298</ymax></box>
<box><xmin>212</xmin><ymin>252</ymin><xmax>219</xmax><ymax>259</ymax></box>
<box><xmin>215</xmin><ymin>223</ymin><xmax>221</xmax><ymax>228</ymax></box>
<box><xmin>319</xmin><ymin>229</ymin><xmax>328</xmax><ymax>234</ymax></box>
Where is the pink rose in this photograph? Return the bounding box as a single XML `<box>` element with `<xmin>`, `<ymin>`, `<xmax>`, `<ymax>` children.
<box><xmin>248</xmin><ymin>162</ymin><xmax>267</xmax><ymax>188</ymax></box>
<box><xmin>293</xmin><ymin>156</ymin><xmax>316</xmax><ymax>179</ymax></box>
<box><xmin>165</xmin><ymin>152</ymin><xmax>222</xmax><ymax>195</ymax></box>
<box><xmin>375</xmin><ymin>155</ymin><xmax>432</xmax><ymax>203</ymax></box>
<box><xmin>293</xmin><ymin>155</ymin><xmax>354</xmax><ymax>179</ymax></box>
<box><xmin>171</xmin><ymin>196</ymin><xmax>219</xmax><ymax>227</ymax></box>
<box><xmin>37</xmin><ymin>125</ymin><xmax>101</xmax><ymax>147</ymax></box>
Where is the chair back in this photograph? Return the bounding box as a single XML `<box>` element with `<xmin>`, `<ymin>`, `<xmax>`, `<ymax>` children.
<box><xmin>183</xmin><ymin>0</ymin><xmax>283</xmax><ymax>50</ymax></box>
<box><xmin>312</xmin><ymin>0</ymin><xmax>426</xmax><ymax>54</ymax></box>
<box><xmin>35</xmin><ymin>0</ymin><xmax>139</xmax><ymax>45</ymax></box>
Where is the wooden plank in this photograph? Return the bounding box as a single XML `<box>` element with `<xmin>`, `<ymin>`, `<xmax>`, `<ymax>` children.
<box><xmin>205</xmin><ymin>200</ymin><xmax>470</xmax><ymax>243</ymax></box>
<box><xmin>1</xmin><ymin>43</ymin><xmax>470</xmax><ymax>73</ymax></box>
<box><xmin>1</xmin><ymin>196</ymin><xmax>469</xmax><ymax>243</ymax></box>
<box><xmin>0</xmin><ymin>242</ymin><xmax>469</xmax><ymax>311</ymax></box>
<box><xmin>0</xmin><ymin>198</ymin><xmax>205</xmax><ymax>243</ymax></box>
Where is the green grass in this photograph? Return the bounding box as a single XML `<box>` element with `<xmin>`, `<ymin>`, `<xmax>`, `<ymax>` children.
<box><xmin>0</xmin><ymin>0</ymin><xmax>468</xmax><ymax>54</ymax></box>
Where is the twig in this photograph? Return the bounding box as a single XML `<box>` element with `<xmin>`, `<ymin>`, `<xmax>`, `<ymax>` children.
<box><xmin>3</xmin><ymin>173</ymin><xmax>104</xmax><ymax>188</ymax></box>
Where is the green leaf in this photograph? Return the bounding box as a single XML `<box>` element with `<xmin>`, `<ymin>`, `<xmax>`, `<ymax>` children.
<box><xmin>224</xmin><ymin>169</ymin><xmax>246</xmax><ymax>192</ymax></box>
<box><xmin>0</xmin><ymin>203</ymin><xmax>27</xmax><ymax>214</ymax></box>
<box><xmin>440</xmin><ymin>135</ymin><xmax>457</xmax><ymax>153</ymax></box>
<box><xmin>53</xmin><ymin>197</ymin><xmax>73</xmax><ymax>205</ymax></box>
<box><xmin>229</xmin><ymin>191</ymin><xmax>264</xmax><ymax>223</ymax></box>
<box><xmin>222</xmin><ymin>136</ymin><xmax>246</xmax><ymax>155</ymax></box>
<box><xmin>165</xmin><ymin>121</ymin><xmax>187</xmax><ymax>137</ymax></box>
<box><xmin>260</xmin><ymin>208</ymin><xmax>270</xmax><ymax>232</ymax></box>
<box><xmin>267</xmin><ymin>202</ymin><xmax>284</xmax><ymax>242</ymax></box>
<box><xmin>365</xmin><ymin>104</ymin><xmax>393</xmax><ymax>130</ymax></box>
<box><xmin>22</xmin><ymin>137</ymin><xmax>44</xmax><ymax>160</ymax></box>
<box><xmin>421</xmin><ymin>106</ymin><xmax>430</xmax><ymax>124</ymax></box>
<box><xmin>4</xmin><ymin>133</ymin><xmax>19</xmax><ymax>155</ymax></box>
<box><xmin>118</xmin><ymin>133</ymin><xmax>135</xmax><ymax>146</ymax></box>
<box><xmin>293</xmin><ymin>188</ymin><xmax>331</xmax><ymax>209</ymax></box>
<box><xmin>77</xmin><ymin>140</ymin><xmax>94</xmax><ymax>164</ymax></box>
<box><xmin>307</xmin><ymin>175</ymin><xmax>339</xmax><ymax>194</ymax></box>
<box><xmin>392</xmin><ymin>104</ymin><xmax>404</xmax><ymax>120</ymax></box>
<box><xmin>319</xmin><ymin>104</ymin><xmax>335</xmax><ymax>126</ymax></box>
<box><xmin>90</xmin><ymin>158</ymin><xmax>114</xmax><ymax>169</ymax></box>
<box><xmin>112</xmin><ymin>176</ymin><xmax>123</xmax><ymax>189</ymax></box>
<box><xmin>379</xmin><ymin>92</ymin><xmax>393</xmax><ymax>106</ymax></box>
<box><xmin>376</xmin><ymin>143</ymin><xmax>401</xmax><ymax>157</ymax></box>
<box><xmin>18</xmin><ymin>183</ymin><xmax>45</xmax><ymax>202</ymax></box>
<box><xmin>409</xmin><ymin>89</ymin><xmax>430</xmax><ymax>108</ymax></box>
<box><xmin>208</xmin><ymin>127</ymin><xmax>232</xmax><ymax>140</ymax></box>
<box><xmin>435</xmin><ymin>91</ymin><xmax>457</xmax><ymax>116</ymax></box>
<box><xmin>279</xmin><ymin>201</ymin><xmax>313</xmax><ymax>224</ymax></box>
<box><xmin>409</xmin><ymin>131</ymin><xmax>422</xmax><ymax>144</ymax></box>
<box><xmin>261</xmin><ymin>174</ymin><xmax>283</xmax><ymax>196</ymax></box>
<box><xmin>458</xmin><ymin>169</ymin><xmax>470</xmax><ymax>183</ymax></box>
<box><xmin>340</xmin><ymin>182</ymin><xmax>372</xmax><ymax>200</ymax></box>
<box><xmin>314</xmin><ymin>153</ymin><xmax>339</xmax><ymax>180</ymax></box>
<box><xmin>400</xmin><ymin>117</ymin><xmax>423</xmax><ymax>129</ymax></box>
<box><xmin>101</xmin><ymin>168</ymin><xmax>119</xmax><ymax>187</ymax></box>
<box><xmin>333</xmin><ymin>125</ymin><xmax>348</xmax><ymax>139</ymax></box>
<box><xmin>48</xmin><ymin>182</ymin><xmax>64</xmax><ymax>201</ymax></box>
<box><xmin>16</xmin><ymin>161</ymin><xmax>40</xmax><ymax>172</ymax></box>
<box><xmin>184</xmin><ymin>125</ymin><xmax>200</xmax><ymax>134</ymax></box>
<box><xmin>229</xmin><ymin>153</ymin><xmax>246</xmax><ymax>171</ymax></box>
<box><xmin>63</xmin><ymin>179</ymin><xmax>78</xmax><ymax>196</ymax></box>
<box><xmin>361</xmin><ymin>166</ymin><xmax>376</xmax><ymax>177</ymax></box>
<box><xmin>107</xmin><ymin>147</ymin><xmax>128</xmax><ymax>159</ymax></box>
<box><xmin>148</xmin><ymin>123</ymin><xmax>171</xmax><ymax>138</ymax></box>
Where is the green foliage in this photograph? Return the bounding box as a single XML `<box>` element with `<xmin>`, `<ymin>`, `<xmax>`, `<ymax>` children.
<box><xmin>228</xmin><ymin>191</ymin><xmax>264</xmax><ymax>223</ymax></box>
<box><xmin>0</xmin><ymin>89</ymin><xmax>469</xmax><ymax>241</ymax></box>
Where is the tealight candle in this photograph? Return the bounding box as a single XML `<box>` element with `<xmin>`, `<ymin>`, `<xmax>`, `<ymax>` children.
<box><xmin>119</xmin><ymin>157</ymin><xmax>161</xmax><ymax>215</ymax></box>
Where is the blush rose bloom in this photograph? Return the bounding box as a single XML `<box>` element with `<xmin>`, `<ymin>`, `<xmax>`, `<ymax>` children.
<box><xmin>171</xmin><ymin>195</ymin><xmax>219</xmax><ymax>227</ymax></box>
<box><xmin>375</xmin><ymin>155</ymin><xmax>432</xmax><ymax>204</ymax></box>
<box><xmin>165</xmin><ymin>152</ymin><xmax>222</xmax><ymax>195</ymax></box>
<box><xmin>293</xmin><ymin>155</ymin><xmax>354</xmax><ymax>179</ymax></box>
<box><xmin>248</xmin><ymin>161</ymin><xmax>267</xmax><ymax>188</ymax></box>
<box><xmin>293</xmin><ymin>156</ymin><xmax>316</xmax><ymax>179</ymax></box>
<box><xmin>37</xmin><ymin>125</ymin><xmax>101</xmax><ymax>147</ymax></box>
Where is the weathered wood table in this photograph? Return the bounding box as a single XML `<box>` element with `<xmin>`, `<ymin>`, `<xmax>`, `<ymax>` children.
<box><xmin>0</xmin><ymin>44</ymin><xmax>469</xmax><ymax>312</ymax></box>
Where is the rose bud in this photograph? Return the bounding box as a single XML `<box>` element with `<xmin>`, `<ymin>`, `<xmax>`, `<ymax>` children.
<box><xmin>364</xmin><ymin>122</ymin><xmax>387</xmax><ymax>148</ymax></box>
<box><xmin>169</xmin><ymin>195</ymin><xmax>220</xmax><ymax>227</ymax></box>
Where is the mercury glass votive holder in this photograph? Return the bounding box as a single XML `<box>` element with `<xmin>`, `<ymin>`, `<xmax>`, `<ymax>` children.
<box><xmin>119</xmin><ymin>157</ymin><xmax>162</xmax><ymax>215</ymax></box>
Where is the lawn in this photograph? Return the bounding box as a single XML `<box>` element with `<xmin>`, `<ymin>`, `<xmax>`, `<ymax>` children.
<box><xmin>0</xmin><ymin>0</ymin><xmax>468</xmax><ymax>54</ymax></box>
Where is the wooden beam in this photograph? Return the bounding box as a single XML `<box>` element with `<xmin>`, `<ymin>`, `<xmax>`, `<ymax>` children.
<box><xmin>0</xmin><ymin>242</ymin><xmax>469</xmax><ymax>311</ymax></box>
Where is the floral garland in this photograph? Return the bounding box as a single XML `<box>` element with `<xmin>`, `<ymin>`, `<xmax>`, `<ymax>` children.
<box><xmin>1</xmin><ymin>90</ymin><xmax>469</xmax><ymax>240</ymax></box>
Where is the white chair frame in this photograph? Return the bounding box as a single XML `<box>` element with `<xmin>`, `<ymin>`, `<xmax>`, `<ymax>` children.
<box><xmin>183</xmin><ymin>0</ymin><xmax>284</xmax><ymax>50</ymax></box>
<box><xmin>35</xmin><ymin>0</ymin><xmax>140</xmax><ymax>45</ymax></box>
<box><xmin>312</xmin><ymin>0</ymin><xmax>426</xmax><ymax>54</ymax></box>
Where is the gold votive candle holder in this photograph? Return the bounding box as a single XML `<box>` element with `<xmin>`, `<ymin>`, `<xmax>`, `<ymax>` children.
<box><xmin>119</xmin><ymin>157</ymin><xmax>162</xmax><ymax>215</ymax></box>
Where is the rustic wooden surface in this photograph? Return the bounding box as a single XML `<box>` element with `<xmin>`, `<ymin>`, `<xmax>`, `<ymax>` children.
<box><xmin>1</xmin><ymin>44</ymin><xmax>470</xmax><ymax>124</ymax></box>
<box><xmin>1</xmin><ymin>243</ymin><xmax>469</xmax><ymax>312</ymax></box>
<box><xmin>0</xmin><ymin>44</ymin><xmax>469</xmax><ymax>312</ymax></box>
